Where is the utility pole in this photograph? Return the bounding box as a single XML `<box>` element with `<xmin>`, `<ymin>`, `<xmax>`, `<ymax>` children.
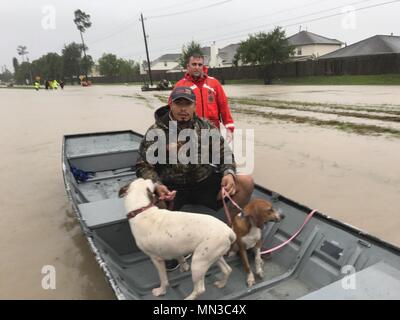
<box><xmin>140</xmin><ymin>13</ymin><xmax>153</xmax><ymax>86</ymax></box>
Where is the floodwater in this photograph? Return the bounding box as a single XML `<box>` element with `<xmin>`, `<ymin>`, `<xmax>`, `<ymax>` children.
<box><xmin>1</xmin><ymin>84</ymin><xmax>399</xmax><ymax>299</ymax></box>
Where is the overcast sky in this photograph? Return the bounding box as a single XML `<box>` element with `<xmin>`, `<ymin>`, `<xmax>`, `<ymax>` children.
<box><xmin>1</xmin><ymin>0</ymin><xmax>399</xmax><ymax>70</ymax></box>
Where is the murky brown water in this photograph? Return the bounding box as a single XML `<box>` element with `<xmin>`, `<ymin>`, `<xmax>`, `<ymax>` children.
<box><xmin>1</xmin><ymin>84</ymin><xmax>399</xmax><ymax>299</ymax></box>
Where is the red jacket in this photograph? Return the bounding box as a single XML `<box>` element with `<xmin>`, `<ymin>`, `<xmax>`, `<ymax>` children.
<box><xmin>170</xmin><ymin>69</ymin><xmax>235</xmax><ymax>132</ymax></box>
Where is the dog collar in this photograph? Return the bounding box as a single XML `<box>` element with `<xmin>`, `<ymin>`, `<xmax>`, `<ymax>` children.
<box><xmin>126</xmin><ymin>203</ymin><xmax>155</xmax><ymax>220</ymax></box>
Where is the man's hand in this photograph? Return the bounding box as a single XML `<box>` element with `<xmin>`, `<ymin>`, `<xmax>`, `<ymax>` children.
<box><xmin>155</xmin><ymin>184</ymin><xmax>171</xmax><ymax>197</ymax></box>
<box><xmin>155</xmin><ymin>184</ymin><xmax>176</xmax><ymax>201</ymax></box>
<box><xmin>226</xmin><ymin>129</ymin><xmax>234</xmax><ymax>143</ymax></box>
<box><xmin>221</xmin><ymin>174</ymin><xmax>236</xmax><ymax>196</ymax></box>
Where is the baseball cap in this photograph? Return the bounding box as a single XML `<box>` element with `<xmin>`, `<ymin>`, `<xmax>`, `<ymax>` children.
<box><xmin>170</xmin><ymin>86</ymin><xmax>196</xmax><ymax>103</ymax></box>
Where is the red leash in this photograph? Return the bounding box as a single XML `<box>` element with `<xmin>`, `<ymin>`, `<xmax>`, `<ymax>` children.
<box><xmin>221</xmin><ymin>187</ymin><xmax>317</xmax><ymax>255</ymax></box>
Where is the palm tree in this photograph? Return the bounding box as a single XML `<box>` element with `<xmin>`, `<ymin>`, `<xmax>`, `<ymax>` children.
<box><xmin>73</xmin><ymin>9</ymin><xmax>92</xmax><ymax>80</ymax></box>
<box><xmin>17</xmin><ymin>45</ymin><xmax>28</xmax><ymax>62</ymax></box>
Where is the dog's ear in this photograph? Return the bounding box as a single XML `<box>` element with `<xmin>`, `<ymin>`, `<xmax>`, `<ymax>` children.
<box><xmin>118</xmin><ymin>185</ymin><xmax>130</xmax><ymax>198</ymax></box>
<box><xmin>243</xmin><ymin>202</ymin><xmax>264</xmax><ymax>228</ymax></box>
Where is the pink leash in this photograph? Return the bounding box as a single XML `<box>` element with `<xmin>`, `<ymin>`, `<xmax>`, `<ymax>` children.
<box><xmin>221</xmin><ymin>187</ymin><xmax>242</xmax><ymax>226</ymax></box>
<box><xmin>260</xmin><ymin>209</ymin><xmax>317</xmax><ymax>255</ymax></box>
<box><xmin>221</xmin><ymin>187</ymin><xmax>317</xmax><ymax>255</ymax></box>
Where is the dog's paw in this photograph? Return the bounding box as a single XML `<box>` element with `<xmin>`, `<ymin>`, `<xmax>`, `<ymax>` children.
<box><xmin>214</xmin><ymin>279</ymin><xmax>227</xmax><ymax>289</ymax></box>
<box><xmin>152</xmin><ymin>287</ymin><xmax>166</xmax><ymax>297</ymax></box>
<box><xmin>180</xmin><ymin>261</ymin><xmax>190</xmax><ymax>273</ymax></box>
<box><xmin>255</xmin><ymin>256</ymin><xmax>264</xmax><ymax>278</ymax></box>
<box><xmin>256</xmin><ymin>268</ymin><xmax>264</xmax><ymax>279</ymax></box>
<box><xmin>247</xmin><ymin>273</ymin><xmax>256</xmax><ymax>287</ymax></box>
<box><xmin>184</xmin><ymin>293</ymin><xmax>197</xmax><ymax>300</ymax></box>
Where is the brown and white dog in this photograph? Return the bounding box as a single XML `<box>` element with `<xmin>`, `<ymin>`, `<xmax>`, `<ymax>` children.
<box><xmin>231</xmin><ymin>198</ymin><xmax>285</xmax><ymax>287</ymax></box>
<box><xmin>119</xmin><ymin>178</ymin><xmax>236</xmax><ymax>300</ymax></box>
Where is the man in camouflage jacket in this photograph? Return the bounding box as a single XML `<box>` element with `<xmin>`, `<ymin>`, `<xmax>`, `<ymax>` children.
<box><xmin>136</xmin><ymin>86</ymin><xmax>253</xmax><ymax>212</ymax></box>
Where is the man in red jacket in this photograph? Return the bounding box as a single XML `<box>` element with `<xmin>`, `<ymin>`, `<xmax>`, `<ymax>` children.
<box><xmin>170</xmin><ymin>54</ymin><xmax>235</xmax><ymax>142</ymax></box>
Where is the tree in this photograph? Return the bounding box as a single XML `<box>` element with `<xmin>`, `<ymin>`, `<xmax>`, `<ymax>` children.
<box><xmin>233</xmin><ymin>27</ymin><xmax>294</xmax><ymax>84</ymax></box>
<box><xmin>179</xmin><ymin>41</ymin><xmax>203</xmax><ymax>68</ymax></box>
<box><xmin>118</xmin><ymin>59</ymin><xmax>140</xmax><ymax>82</ymax></box>
<box><xmin>62</xmin><ymin>42</ymin><xmax>83</xmax><ymax>84</ymax></box>
<box><xmin>0</xmin><ymin>67</ymin><xmax>13</xmax><ymax>82</ymax></box>
<box><xmin>12</xmin><ymin>57</ymin><xmax>19</xmax><ymax>73</ymax></box>
<box><xmin>74</xmin><ymin>9</ymin><xmax>92</xmax><ymax>79</ymax></box>
<box><xmin>14</xmin><ymin>62</ymin><xmax>32</xmax><ymax>84</ymax></box>
<box><xmin>17</xmin><ymin>45</ymin><xmax>29</xmax><ymax>62</ymax></box>
<box><xmin>81</xmin><ymin>55</ymin><xmax>94</xmax><ymax>77</ymax></box>
<box><xmin>31</xmin><ymin>53</ymin><xmax>63</xmax><ymax>81</ymax></box>
<box><xmin>98</xmin><ymin>53</ymin><xmax>119</xmax><ymax>78</ymax></box>
<box><xmin>98</xmin><ymin>54</ymin><xmax>140</xmax><ymax>81</ymax></box>
<box><xmin>16</xmin><ymin>45</ymin><xmax>33</xmax><ymax>83</ymax></box>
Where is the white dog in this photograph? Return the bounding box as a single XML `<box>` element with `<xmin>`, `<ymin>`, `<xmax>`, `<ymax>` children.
<box><xmin>119</xmin><ymin>178</ymin><xmax>236</xmax><ymax>300</ymax></box>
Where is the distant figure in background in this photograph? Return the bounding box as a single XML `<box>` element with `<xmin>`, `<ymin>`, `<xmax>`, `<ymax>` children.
<box><xmin>52</xmin><ymin>79</ymin><xmax>59</xmax><ymax>90</ymax></box>
<box><xmin>45</xmin><ymin>80</ymin><xmax>50</xmax><ymax>90</ymax></box>
<box><xmin>60</xmin><ymin>81</ymin><xmax>65</xmax><ymax>90</ymax></box>
<box><xmin>34</xmin><ymin>81</ymin><xmax>40</xmax><ymax>91</ymax></box>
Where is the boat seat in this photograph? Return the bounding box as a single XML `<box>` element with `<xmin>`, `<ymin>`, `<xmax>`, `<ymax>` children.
<box><xmin>79</xmin><ymin>198</ymin><xmax>126</xmax><ymax>229</ymax></box>
<box><xmin>300</xmin><ymin>262</ymin><xmax>400</xmax><ymax>300</ymax></box>
<box><xmin>78</xmin><ymin>200</ymin><xmax>229</xmax><ymax>229</ymax></box>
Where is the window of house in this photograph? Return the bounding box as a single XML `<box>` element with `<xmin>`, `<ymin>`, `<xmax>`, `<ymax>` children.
<box><xmin>164</xmin><ymin>62</ymin><xmax>167</xmax><ymax>67</ymax></box>
<box><xmin>297</xmin><ymin>48</ymin><xmax>302</xmax><ymax>56</ymax></box>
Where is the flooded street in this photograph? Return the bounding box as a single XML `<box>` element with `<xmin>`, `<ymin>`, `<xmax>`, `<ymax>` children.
<box><xmin>1</xmin><ymin>84</ymin><xmax>399</xmax><ymax>299</ymax></box>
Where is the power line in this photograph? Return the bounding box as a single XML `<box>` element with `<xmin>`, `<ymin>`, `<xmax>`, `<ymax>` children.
<box><xmin>125</xmin><ymin>0</ymin><xmax>399</xmax><ymax>59</ymax></box>
<box><xmin>150</xmin><ymin>0</ymin><xmax>330</xmax><ymax>40</ymax></box>
<box><xmin>114</xmin><ymin>1</ymin><xmax>233</xmax><ymax>58</ymax></box>
<box><xmin>89</xmin><ymin>0</ymin><xmax>203</xmax><ymax>46</ymax></box>
<box><xmin>89</xmin><ymin>20</ymin><xmax>140</xmax><ymax>46</ymax></box>
<box><xmin>147</xmin><ymin>0</ymin><xmax>233</xmax><ymax>19</ymax></box>
<box><xmin>282</xmin><ymin>0</ymin><xmax>400</xmax><ymax>29</ymax></box>
<box><xmin>136</xmin><ymin>0</ymin><xmax>372</xmax><ymax>51</ymax></box>
<box><xmin>187</xmin><ymin>0</ymin><xmax>397</xmax><ymax>45</ymax></box>
<box><xmin>195</xmin><ymin>0</ymin><xmax>377</xmax><ymax>45</ymax></box>
<box><xmin>87</xmin><ymin>0</ymin><xmax>228</xmax><ymax>47</ymax></box>
<box><xmin>142</xmin><ymin>0</ymin><xmax>203</xmax><ymax>14</ymax></box>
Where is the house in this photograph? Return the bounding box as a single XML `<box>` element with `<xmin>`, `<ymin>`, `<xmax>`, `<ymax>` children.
<box><xmin>145</xmin><ymin>53</ymin><xmax>181</xmax><ymax>72</ymax></box>
<box><xmin>319</xmin><ymin>34</ymin><xmax>400</xmax><ymax>59</ymax></box>
<box><xmin>286</xmin><ymin>30</ymin><xmax>343</xmax><ymax>60</ymax></box>
<box><xmin>217</xmin><ymin>43</ymin><xmax>240</xmax><ymax>67</ymax></box>
<box><xmin>148</xmin><ymin>44</ymin><xmax>219</xmax><ymax>73</ymax></box>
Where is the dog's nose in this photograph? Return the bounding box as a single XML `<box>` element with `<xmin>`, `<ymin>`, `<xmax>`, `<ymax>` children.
<box><xmin>280</xmin><ymin>213</ymin><xmax>286</xmax><ymax>220</ymax></box>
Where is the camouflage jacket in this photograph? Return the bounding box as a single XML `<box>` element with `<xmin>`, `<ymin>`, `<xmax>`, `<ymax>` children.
<box><xmin>136</xmin><ymin>105</ymin><xmax>236</xmax><ymax>186</ymax></box>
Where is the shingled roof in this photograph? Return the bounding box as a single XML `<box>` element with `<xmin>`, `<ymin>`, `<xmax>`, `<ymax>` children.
<box><xmin>152</xmin><ymin>54</ymin><xmax>181</xmax><ymax>63</ymax></box>
<box><xmin>287</xmin><ymin>31</ymin><xmax>343</xmax><ymax>46</ymax></box>
<box><xmin>319</xmin><ymin>35</ymin><xmax>400</xmax><ymax>59</ymax></box>
<box><xmin>218</xmin><ymin>43</ymin><xmax>240</xmax><ymax>64</ymax></box>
